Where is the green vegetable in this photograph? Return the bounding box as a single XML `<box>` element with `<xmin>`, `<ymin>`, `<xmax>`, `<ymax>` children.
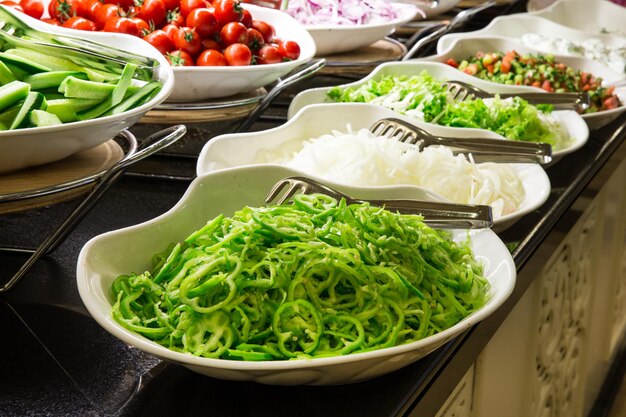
<box><xmin>10</xmin><ymin>91</ymin><xmax>46</xmax><ymax>129</ymax></box>
<box><xmin>29</xmin><ymin>109</ymin><xmax>62</xmax><ymax>127</ymax></box>
<box><xmin>110</xmin><ymin>195</ymin><xmax>489</xmax><ymax>361</ymax></box>
<box><xmin>76</xmin><ymin>63</ymin><xmax>137</xmax><ymax>120</ymax></box>
<box><xmin>327</xmin><ymin>71</ymin><xmax>571</xmax><ymax>150</ymax></box>
<box><xmin>0</xmin><ymin>80</ymin><xmax>30</xmax><ymax>112</ymax></box>
<box><xmin>24</xmin><ymin>71</ymin><xmax>88</xmax><ymax>91</ymax></box>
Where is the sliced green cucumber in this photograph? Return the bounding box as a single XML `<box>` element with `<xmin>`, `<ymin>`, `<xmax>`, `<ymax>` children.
<box><xmin>4</xmin><ymin>48</ymin><xmax>83</xmax><ymax>72</ymax></box>
<box><xmin>24</xmin><ymin>71</ymin><xmax>88</xmax><ymax>91</ymax></box>
<box><xmin>0</xmin><ymin>105</ymin><xmax>19</xmax><ymax>127</ymax></box>
<box><xmin>0</xmin><ymin>60</ymin><xmax>16</xmax><ymax>85</ymax></box>
<box><xmin>105</xmin><ymin>81</ymin><xmax>162</xmax><ymax>116</ymax></box>
<box><xmin>10</xmin><ymin>91</ymin><xmax>46</xmax><ymax>129</ymax></box>
<box><xmin>0</xmin><ymin>51</ymin><xmax>51</xmax><ymax>74</ymax></box>
<box><xmin>46</xmin><ymin>98</ymin><xmax>101</xmax><ymax>123</ymax></box>
<box><xmin>77</xmin><ymin>63</ymin><xmax>137</xmax><ymax>120</ymax></box>
<box><xmin>29</xmin><ymin>109</ymin><xmax>62</xmax><ymax>127</ymax></box>
<box><xmin>0</xmin><ymin>81</ymin><xmax>30</xmax><ymax>112</ymax></box>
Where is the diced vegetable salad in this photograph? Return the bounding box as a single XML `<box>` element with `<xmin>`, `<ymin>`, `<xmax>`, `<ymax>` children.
<box><xmin>445</xmin><ymin>51</ymin><xmax>622</xmax><ymax>113</ymax></box>
<box><xmin>327</xmin><ymin>71</ymin><xmax>571</xmax><ymax>150</ymax></box>
<box><xmin>111</xmin><ymin>195</ymin><xmax>489</xmax><ymax>360</ymax></box>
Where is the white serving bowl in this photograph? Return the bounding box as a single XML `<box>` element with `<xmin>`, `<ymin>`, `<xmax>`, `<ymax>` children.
<box><xmin>197</xmin><ymin>102</ymin><xmax>551</xmax><ymax>231</ymax></box>
<box><xmin>288</xmin><ymin>61</ymin><xmax>589</xmax><ymax>159</ymax></box>
<box><xmin>0</xmin><ymin>8</ymin><xmax>173</xmax><ymax>174</ymax></box>
<box><xmin>527</xmin><ymin>0</ymin><xmax>626</xmax><ymax>36</ymax></box>
<box><xmin>301</xmin><ymin>2</ymin><xmax>418</xmax><ymax>56</ymax></box>
<box><xmin>77</xmin><ymin>164</ymin><xmax>516</xmax><ymax>385</ymax></box>
<box><xmin>423</xmin><ymin>36</ymin><xmax>626</xmax><ymax>130</ymax></box>
<box><xmin>169</xmin><ymin>4</ymin><xmax>315</xmax><ymax>101</ymax></box>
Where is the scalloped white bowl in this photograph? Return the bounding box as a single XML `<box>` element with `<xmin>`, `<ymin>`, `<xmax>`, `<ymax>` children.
<box><xmin>0</xmin><ymin>7</ymin><xmax>173</xmax><ymax>174</ymax></box>
<box><xmin>197</xmin><ymin>103</ymin><xmax>551</xmax><ymax>232</ymax></box>
<box><xmin>527</xmin><ymin>0</ymin><xmax>626</xmax><ymax>36</ymax></box>
<box><xmin>301</xmin><ymin>2</ymin><xmax>418</xmax><ymax>56</ymax></box>
<box><xmin>77</xmin><ymin>164</ymin><xmax>516</xmax><ymax>385</ymax></box>
<box><xmin>288</xmin><ymin>61</ymin><xmax>589</xmax><ymax>158</ymax></box>
<box><xmin>169</xmin><ymin>4</ymin><xmax>315</xmax><ymax>101</ymax></box>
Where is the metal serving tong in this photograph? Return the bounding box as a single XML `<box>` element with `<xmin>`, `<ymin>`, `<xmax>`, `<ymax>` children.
<box><xmin>0</xmin><ymin>6</ymin><xmax>159</xmax><ymax>81</ymax></box>
<box><xmin>265</xmin><ymin>176</ymin><xmax>494</xmax><ymax>229</ymax></box>
<box><xmin>370</xmin><ymin>117</ymin><xmax>553</xmax><ymax>164</ymax></box>
<box><xmin>443</xmin><ymin>80</ymin><xmax>590</xmax><ymax>112</ymax></box>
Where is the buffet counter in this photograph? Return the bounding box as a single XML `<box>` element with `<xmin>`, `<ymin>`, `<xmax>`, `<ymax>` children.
<box><xmin>1</xmin><ymin>1</ymin><xmax>626</xmax><ymax>416</ymax></box>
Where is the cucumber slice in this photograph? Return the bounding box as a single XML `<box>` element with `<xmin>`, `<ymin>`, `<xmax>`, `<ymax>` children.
<box><xmin>9</xmin><ymin>91</ymin><xmax>46</xmax><ymax>129</ymax></box>
<box><xmin>60</xmin><ymin>76</ymin><xmax>116</xmax><ymax>99</ymax></box>
<box><xmin>0</xmin><ymin>81</ymin><xmax>30</xmax><ymax>112</ymax></box>
<box><xmin>24</xmin><ymin>71</ymin><xmax>88</xmax><ymax>91</ymax></box>
<box><xmin>77</xmin><ymin>63</ymin><xmax>137</xmax><ymax>120</ymax></box>
<box><xmin>105</xmin><ymin>81</ymin><xmax>162</xmax><ymax>116</ymax></box>
<box><xmin>0</xmin><ymin>51</ymin><xmax>51</xmax><ymax>74</ymax></box>
<box><xmin>29</xmin><ymin>109</ymin><xmax>62</xmax><ymax>127</ymax></box>
<box><xmin>46</xmin><ymin>98</ymin><xmax>101</xmax><ymax>122</ymax></box>
<box><xmin>0</xmin><ymin>60</ymin><xmax>16</xmax><ymax>84</ymax></box>
<box><xmin>0</xmin><ymin>105</ymin><xmax>19</xmax><ymax>127</ymax></box>
<box><xmin>4</xmin><ymin>48</ymin><xmax>83</xmax><ymax>72</ymax></box>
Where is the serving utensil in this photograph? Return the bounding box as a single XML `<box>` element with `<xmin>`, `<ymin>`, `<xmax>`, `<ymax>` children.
<box><xmin>443</xmin><ymin>79</ymin><xmax>590</xmax><ymax>111</ymax></box>
<box><xmin>0</xmin><ymin>5</ymin><xmax>159</xmax><ymax>81</ymax></box>
<box><xmin>266</xmin><ymin>176</ymin><xmax>493</xmax><ymax>229</ymax></box>
<box><xmin>370</xmin><ymin>117</ymin><xmax>553</xmax><ymax>164</ymax></box>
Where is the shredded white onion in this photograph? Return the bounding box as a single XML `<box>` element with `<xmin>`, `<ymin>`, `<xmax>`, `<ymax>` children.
<box><xmin>286</xmin><ymin>0</ymin><xmax>401</xmax><ymax>25</ymax></box>
<box><xmin>259</xmin><ymin>127</ymin><xmax>526</xmax><ymax>218</ymax></box>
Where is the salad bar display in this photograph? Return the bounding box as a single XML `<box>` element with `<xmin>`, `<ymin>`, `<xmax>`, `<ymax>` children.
<box><xmin>2</xmin><ymin>0</ymin><xmax>626</xmax><ymax>415</ymax></box>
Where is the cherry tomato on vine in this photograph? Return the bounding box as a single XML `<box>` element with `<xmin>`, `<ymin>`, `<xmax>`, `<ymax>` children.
<box><xmin>186</xmin><ymin>8</ymin><xmax>218</xmax><ymax>38</ymax></box>
<box><xmin>251</xmin><ymin>20</ymin><xmax>274</xmax><ymax>43</ymax></box>
<box><xmin>165</xmin><ymin>8</ymin><xmax>184</xmax><ymax>25</ymax></box>
<box><xmin>95</xmin><ymin>4</ymin><xmax>120</xmax><ymax>30</ymax></box>
<box><xmin>224</xmin><ymin>43</ymin><xmax>251</xmax><ymax>66</ymax></box>
<box><xmin>275</xmin><ymin>39</ymin><xmax>300</xmax><ymax>60</ymax></box>
<box><xmin>48</xmin><ymin>0</ymin><xmax>76</xmax><ymax>22</ymax></box>
<box><xmin>179</xmin><ymin>0</ymin><xmax>206</xmax><ymax>18</ymax></box>
<box><xmin>19</xmin><ymin>0</ymin><xmax>43</xmax><ymax>19</ymax></box>
<box><xmin>246</xmin><ymin>28</ymin><xmax>264</xmax><ymax>51</ymax></box>
<box><xmin>173</xmin><ymin>26</ymin><xmax>202</xmax><ymax>56</ymax></box>
<box><xmin>166</xmin><ymin>49</ymin><xmax>194</xmax><ymax>66</ymax></box>
<box><xmin>62</xmin><ymin>16</ymin><xmax>97</xmax><ymax>30</ymax></box>
<box><xmin>255</xmin><ymin>44</ymin><xmax>283</xmax><ymax>64</ymax></box>
<box><xmin>213</xmin><ymin>0</ymin><xmax>242</xmax><ymax>26</ymax></box>
<box><xmin>196</xmin><ymin>49</ymin><xmax>227</xmax><ymax>66</ymax></box>
<box><xmin>143</xmin><ymin>29</ymin><xmax>175</xmax><ymax>54</ymax></box>
<box><xmin>134</xmin><ymin>0</ymin><xmax>166</xmax><ymax>27</ymax></box>
<box><xmin>220</xmin><ymin>22</ymin><xmax>248</xmax><ymax>46</ymax></box>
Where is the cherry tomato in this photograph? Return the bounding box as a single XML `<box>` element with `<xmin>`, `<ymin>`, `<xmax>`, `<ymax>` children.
<box><xmin>196</xmin><ymin>49</ymin><xmax>227</xmax><ymax>66</ymax></box>
<box><xmin>19</xmin><ymin>0</ymin><xmax>43</xmax><ymax>19</ymax></box>
<box><xmin>48</xmin><ymin>0</ymin><xmax>76</xmax><ymax>22</ymax></box>
<box><xmin>62</xmin><ymin>16</ymin><xmax>97</xmax><ymax>30</ymax></box>
<box><xmin>223</xmin><ymin>43</ymin><xmax>251</xmax><ymax>66</ymax></box>
<box><xmin>161</xmin><ymin>0</ymin><xmax>179</xmax><ymax>11</ymax></box>
<box><xmin>251</xmin><ymin>20</ymin><xmax>274</xmax><ymax>43</ymax></box>
<box><xmin>75</xmin><ymin>0</ymin><xmax>101</xmax><ymax>19</ymax></box>
<box><xmin>130</xmin><ymin>17</ymin><xmax>150</xmax><ymax>35</ymax></box>
<box><xmin>179</xmin><ymin>0</ymin><xmax>206</xmax><ymax>18</ymax></box>
<box><xmin>246</xmin><ymin>28</ymin><xmax>264</xmax><ymax>51</ymax></box>
<box><xmin>134</xmin><ymin>0</ymin><xmax>166</xmax><ymax>27</ymax></box>
<box><xmin>255</xmin><ymin>44</ymin><xmax>283</xmax><ymax>64</ymax></box>
<box><xmin>143</xmin><ymin>29</ymin><xmax>175</xmax><ymax>54</ymax></box>
<box><xmin>213</xmin><ymin>0</ymin><xmax>242</xmax><ymax>26</ymax></box>
<box><xmin>40</xmin><ymin>17</ymin><xmax>61</xmax><ymax>25</ymax></box>
<box><xmin>103</xmin><ymin>16</ymin><xmax>139</xmax><ymax>36</ymax></box>
<box><xmin>103</xmin><ymin>0</ymin><xmax>133</xmax><ymax>11</ymax></box>
<box><xmin>275</xmin><ymin>39</ymin><xmax>300</xmax><ymax>60</ymax></box>
<box><xmin>95</xmin><ymin>3</ymin><xmax>120</xmax><ymax>30</ymax></box>
<box><xmin>201</xmin><ymin>37</ymin><xmax>221</xmax><ymax>50</ymax></box>
<box><xmin>173</xmin><ymin>26</ymin><xmax>202</xmax><ymax>56</ymax></box>
<box><xmin>220</xmin><ymin>21</ymin><xmax>247</xmax><ymax>46</ymax></box>
<box><xmin>240</xmin><ymin>8</ymin><xmax>251</xmax><ymax>27</ymax></box>
<box><xmin>162</xmin><ymin>23</ymin><xmax>179</xmax><ymax>38</ymax></box>
<box><xmin>166</xmin><ymin>8</ymin><xmax>184</xmax><ymax>25</ymax></box>
<box><xmin>0</xmin><ymin>0</ymin><xmax>23</xmax><ymax>12</ymax></box>
<box><xmin>186</xmin><ymin>8</ymin><xmax>218</xmax><ymax>38</ymax></box>
<box><xmin>166</xmin><ymin>49</ymin><xmax>194</xmax><ymax>66</ymax></box>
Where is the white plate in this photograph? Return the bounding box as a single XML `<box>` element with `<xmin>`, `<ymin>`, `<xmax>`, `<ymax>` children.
<box><xmin>425</xmin><ymin>36</ymin><xmax>626</xmax><ymax>130</ymax></box>
<box><xmin>302</xmin><ymin>3</ymin><xmax>418</xmax><ymax>56</ymax></box>
<box><xmin>197</xmin><ymin>102</ymin><xmax>551</xmax><ymax>231</ymax></box>
<box><xmin>0</xmin><ymin>9</ymin><xmax>174</xmax><ymax>174</ymax></box>
<box><xmin>288</xmin><ymin>61</ymin><xmax>589</xmax><ymax>158</ymax></box>
<box><xmin>169</xmin><ymin>4</ymin><xmax>316</xmax><ymax>101</ymax></box>
<box><xmin>77</xmin><ymin>164</ymin><xmax>516</xmax><ymax>385</ymax></box>
<box><xmin>527</xmin><ymin>0</ymin><xmax>626</xmax><ymax>37</ymax></box>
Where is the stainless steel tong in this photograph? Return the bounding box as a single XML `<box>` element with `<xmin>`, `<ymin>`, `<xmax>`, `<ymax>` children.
<box><xmin>370</xmin><ymin>117</ymin><xmax>552</xmax><ymax>164</ymax></box>
<box><xmin>0</xmin><ymin>6</ymin><xmax>158</xmax><ymax>81</ymax></box>
<box><xmin>443</xmin><ymin>80</ymin><xmax>590</xmax><ymax>112</ymax></box>
<box><xmin>265</xmin><ymin>176</ymin><xmax>493</xmax><ymax>229</ymax></box>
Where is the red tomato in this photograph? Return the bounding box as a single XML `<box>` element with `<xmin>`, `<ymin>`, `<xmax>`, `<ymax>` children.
<box><xmin>75</xmin><ymin>0</ymin><xmax>101</xmax><ymax>19</ymax></box>
<box><xmin>40</xmin><ymin>17</ymin><xmax>60</xmax><ymax>25</ymax></box>
<box><xmin>130</xmin><ymin>17</ymin><xmax>150</xmax><ymax>35</ymax></box>
<box><xmin>143</xmin><ymin>29</ymin><xmax>175</xmax><ymax>54</ymax></box>
<box><xmin>196</xmin><ymin>49</ymin><xmax>227</xmax><ymax>66</ymax></box>
<box><xmin>19</xmin><ymin>0</ymin><xmax>43</xmax><ymax>19</ymax></box>
<box><xmin>103</xmin><ymin>0</ymin><xmax>133</xmax><ymax>11</ymax></box>
<box><xmin>251</xmin><ymin>20</ymin><xmax>274</xmax><ymax>43</ymax></box>
<box><xmin>255</xmin><ymin>44</ymin><xmax>282</xmax><ymax>64</ymax></box>
<box><xmin>162</xmin><ymin>23</ymin><xmax>179</xmax><ymax>37</ymax></box>
<box><xmin>179</xmin><ymin>0</ymin><xmax>206</xmax><ymax>18</ymax></box>
<box><xmin>48</xmin><ymin>0</ymin><xmax>76</xmax><ymax>22</ymax></box>
<box><xmin>95</xmin><ymin>3</ymin><xmax>120</xmax><ymax>30</ymax></box>
<box><xmin>173</xmin><ymin>26</ymin><xmax>202</xmax><ymax>56</ymax></box>
<box><xmin>62</xmin><ymin>16</ymin><xmax>97</xmax><ymax>30</ymax></box>
<box><xmin>201</xmin><ymin>37</ymin><xmax>221</xmax><ymax>50</ymax></box>
<box><xmin>186</xmin><ymin>8</ymin><xmax>218</xmax><ymax>37</ymax></box>
<box><xmin>220</xmin><ymin>21</ymin><xmax>247</xmax><ymax>46</ymax></box>
<box><xmin>134</xmin><ymin>0</ymin><xmax>166</xmax><ymax>27</ymax></box>
<box><xmin>166</xmin><ymin>49</ymin><xmax>194</xmax><ymax>66</ymax></box>
<box><xmin>161</xmin><ymin>0</ymin><xmax>179</xmax><ymax>11</ymax></box>
<box><xmin>223</xmin><ymin>43</ymin><xmax>251</xmax><ymax>66</ymax></box>
<box><xmin>246</xmin><ymin>28</ymin><xmax>264</xmax><ymax>51</ymax></box>
<box><xmin>166</xmin><ymin>8</ymin><xmax>184</xmax><ymax>25</ymax></box>
<box><xmin>275</xmin><ymin>39</ymin><xmax>300</xmax><ymax>60</ymax></box>
<box><xmin>240</xmin><ymin>8</ymin><xmax>251</xmax><ymax>27</ymax></box>
<box><xmin>445</xmin><ymin>58</ymin><xmax>458</xmax><ymax>68</ymax></box>
<box><xmin>213</xmin><ymin>0</ymin><xmax>242</xmax><ymax>26</ymax></box>
<box><xmin>103</xmin><ymin>16</ymin><xmax>140</xmax><ymax>36</ymax></box>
